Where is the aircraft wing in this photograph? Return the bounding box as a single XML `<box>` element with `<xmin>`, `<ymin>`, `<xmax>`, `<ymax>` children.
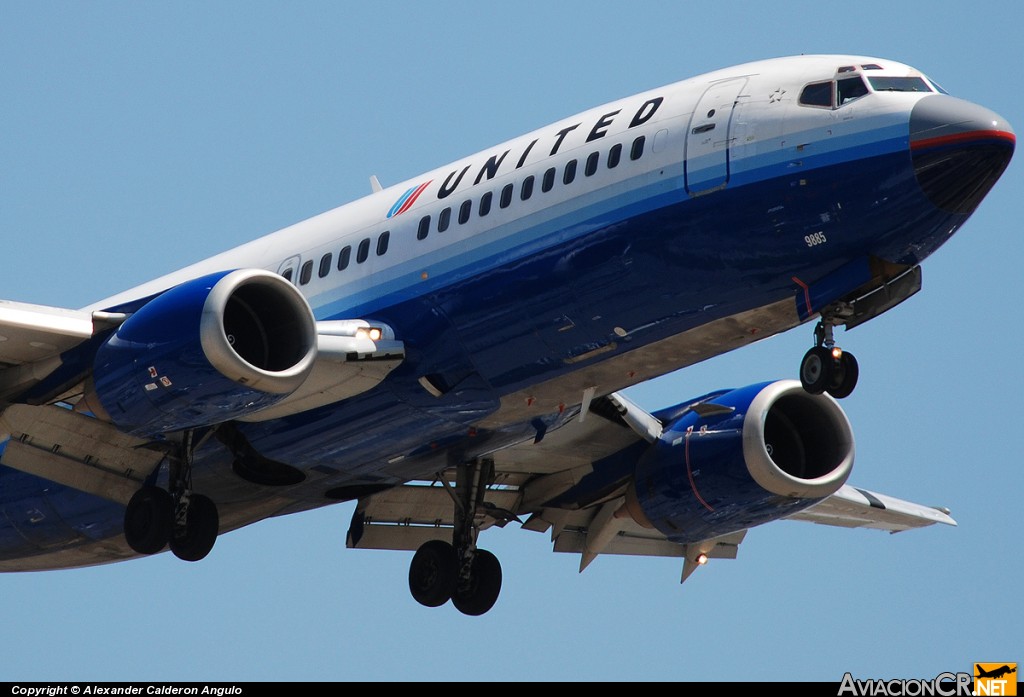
<box><xmin>348</xmin><ymin>391</ymin><xmax>956</xmax><ymax>582</ymax></box>
<box><xmin>0</xmin><ymin>300</ymin><xmax>127</xmax><ymax>402</ymax></box>
<box><xmin>787</xmin><ymin>484</ymin><xmax>957</xmax><ymax>531</ymax></box>
<box><xmin>0</xmin><ymin>300</ymin><xmax>97</xmax><ymax>365</ymax></box>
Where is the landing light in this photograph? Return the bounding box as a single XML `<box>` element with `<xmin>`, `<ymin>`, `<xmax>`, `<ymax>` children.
<box><xmin>356</xmin><ymin>327</ymin><xmax>383</xmax><ymax>341</ymax></box>
<box><xmin>695</xmin><ymin>553</ymin><xmax>709</xmax><ymax>566</ymax></box>
<box><xmin>831</xmin><ymin>347</ymin><xmax>843</xmax><ymax>359</ymax></box>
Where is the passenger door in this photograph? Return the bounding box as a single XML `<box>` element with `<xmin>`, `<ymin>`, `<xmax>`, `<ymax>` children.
<box><xmin>685</xmin><ymin>78</ymin><xmax>748</xmax><ymax>195</ymax></box>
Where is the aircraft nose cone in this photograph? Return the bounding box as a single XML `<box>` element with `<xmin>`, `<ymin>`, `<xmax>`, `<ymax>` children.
<box><xmin>910</xmin><ymin>95</ymin><xmax>1014</xmax><ymax>214</ymax></box>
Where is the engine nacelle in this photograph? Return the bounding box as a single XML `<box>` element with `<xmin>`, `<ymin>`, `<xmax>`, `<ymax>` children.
<box><xmin>625</xmin><ymin>380</ymin><xmax>854</xmax><ymax>543</ymax></box>
<box><xmin>90</xmin><ymin>269</ymin><xmax>317</xmax><ymax>436</ymax></box>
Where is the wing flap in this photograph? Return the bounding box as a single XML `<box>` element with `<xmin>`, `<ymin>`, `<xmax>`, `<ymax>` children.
<box><xmin>552</xmin><ymin>528</ymin><xmax>745</xmax><ymax>559</ymax></box>
<box><xmin>348</xmin><ymin>523</ymin><xmax>449</xmax><ymax>552</ymax></box>
<box><xmin>346</xmin><ymin>480</ymin><xmax>522</xmax><ymax>551</ymax></box>
<box><xmin>553</xmin><ymin>527</ymin><xmax>686</xmax><ymax>557</ymax></box>
<box><xmin>0</xmin><ymin>404</ymin><xmax>163</xmax><ymax>504</ymax></box>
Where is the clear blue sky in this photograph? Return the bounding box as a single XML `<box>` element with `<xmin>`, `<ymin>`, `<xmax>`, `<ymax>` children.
<box><xmin>1</xmin><ymin>0</ymin><xmax>1020</xmax><ymax>682</ymax></box>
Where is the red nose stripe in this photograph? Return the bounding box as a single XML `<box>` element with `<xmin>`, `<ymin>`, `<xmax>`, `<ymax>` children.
<box><xmin>911</xmin><ymin>129</ymin><xmax>1016</xmax><ymax>151</ymax></box>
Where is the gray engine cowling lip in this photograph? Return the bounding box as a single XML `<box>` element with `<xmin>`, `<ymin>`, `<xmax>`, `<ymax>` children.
<box><xmin>741</xmin><ymin>380</ymin><xmax>855</xmax><ymax>498</ymax></box>
<box><xmin>198</xmin><ymin>269</ymin><xmax>317</xmax><ymax>395</ymax></box>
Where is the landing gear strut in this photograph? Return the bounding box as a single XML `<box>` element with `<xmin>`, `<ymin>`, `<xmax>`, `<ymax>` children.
<box><xmin>800</xmin><ymin>314</ymin><xmax>858</xmax><ymax>399</ymax></box>
<box><xmin>408</xmin><ymin>460</ymin><xmax>503</xmax><ymax>615</ymax></box>
<box><xmin>123</xmin><ymin>430</ymin><xmax>220</xmax><ymax>561</ymax></box>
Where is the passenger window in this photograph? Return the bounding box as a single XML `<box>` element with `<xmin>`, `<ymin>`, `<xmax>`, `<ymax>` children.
<box><xmin>585</xmin><ymin>151</ymin><xmax>599</xmax><ymax>176</ymax></box>
<box><xmin>608</xmin><ymin>144</ymin><xmax>622</xmax><ymax>169</ymax></box>
<box><xmin>542</xmin><ymin>167</ymin><xmax>556</xmax><ymax>192</ymax></box>
<box><xmin>563</xmin><ymin>159</ymin><xmax>577</xmax><ymax>184</ymax></box>
<box><xmin>282</xmin><ymin>268</ymin><xmax>293</xmax><ymax>282</ymax></box>
<box><xmin>319</xmin><ymin>253</ymin><xmax>332</xmax><ymax>278</ymax></box>
<box><xmin>299</xmin><ymin>260</ymin><xmax>313</xmax><ymax>285</ymax></box>
<box><xmin>357</xmin><ymin>238</ymin><xmax>370</xmax><ymax>263</ymax></box>
<box><xmin>377</xmin><ymin>231</ymin><xmax>390</xmax><ymax>256</ymax></box>
<box><xmin>837</xmin><ymin>76</ymin><xmax>869</xmax><ymax>105</ymax></box>
<box><xmin>799</xmin><ymin>81</ymin><xmax>833</xmax><ymax>108</ymax></box>
<box><xmin>459</xmin><ymin>199</ymin><xmax>472</xmax><ymax>224</ymax></box>
<box><xmin>417</xmin><ymin>215</ymin><xmax>430</xmax><ymax>241</ymax></box>
<box><xmin>500</xmin><ymin>183</ymin><xmax>514</xmax><ymax>208</ymax></box>
<box><xmin>438</xmin><ymin>207</ymin><xmax>451</xmax><ymax>232</ymax></box>
<box><xmin>630</xmin><ymin>136</ymin><xmax>645</xmax><ymax>161</ymax></box>
<box><xmin>521</xmin><ymin>175</ymin><xmax>534</xmax><ymax>201</ymax></box>
<box><xmin>338</xmin><ymin>245</ymin><xmax>351</xmax><ymax>270</ymax></box>
<box><xmin>479</xmin><ymin>191</ymin><xmax>492</xmax><ymax>217</ymax></box>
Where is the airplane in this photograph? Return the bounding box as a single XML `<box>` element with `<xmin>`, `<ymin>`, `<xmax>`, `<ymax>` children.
<box><xmin>0</xmin><ymin>54</ymin><xmax>1013</xmax><ymax>616</ymax></box>
<box><xmin>975</xmin><ymin>666</ymin><xmax>1017</xmax><ymax>680</ymax></box>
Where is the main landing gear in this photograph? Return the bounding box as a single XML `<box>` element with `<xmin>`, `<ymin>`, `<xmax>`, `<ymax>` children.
<box><xmin>800</xmin><ymin>317</ymin><xmax>859</xmax><ymax>399</ymax></box>
<box><xmin>123</xmin><ymin>430</ymin><xmax>220</xmax><ymax>562</ymax></box>
<box><xmin>408</xmin><ymin>460</ymin><xmax>503</xmax><ymax>616</ymax></box>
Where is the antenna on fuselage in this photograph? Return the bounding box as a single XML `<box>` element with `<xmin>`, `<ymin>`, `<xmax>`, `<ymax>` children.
<box><xmin>370</xmin><ymin>175</ymin><xmax>383</xmax><ymax>193</ymax></box>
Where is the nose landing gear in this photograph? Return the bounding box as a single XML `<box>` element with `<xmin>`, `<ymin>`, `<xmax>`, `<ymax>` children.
<box><xmin>800</xmin><ymin>317</ymin><xmax>859</xmax><ymax>399</ymax></box>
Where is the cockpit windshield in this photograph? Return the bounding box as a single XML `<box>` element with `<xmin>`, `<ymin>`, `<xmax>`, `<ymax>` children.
<box><xmin>867</xmin><ymin>76</ymin><xmax>933</xmax><ymax>93</ymax></box>
<box><xmin>837</xmin><ymin>75</ymin><xmax>869</xmax><ymax>105</ymax></box>
<box><xmin>798</xmin><ymin>71</ymin><xmax>940</xmax><ymax>110</ymax></box>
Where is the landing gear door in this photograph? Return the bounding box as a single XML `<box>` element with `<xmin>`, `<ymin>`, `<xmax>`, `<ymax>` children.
<box><xmin>685</xmin><ymin>77</ymin><xmax>748</xmax><ymax>196</ymax></box>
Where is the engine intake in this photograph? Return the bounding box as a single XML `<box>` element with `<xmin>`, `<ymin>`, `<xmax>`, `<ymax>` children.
<box><xmin>199</xmin><ymin>269</ymin><xmax>317</xmax><ymax>393</ymax></box>
<box><xmin>743</xmin><ymin>380</ymin><xmax>854</xmax><ymax>499</ymax></box>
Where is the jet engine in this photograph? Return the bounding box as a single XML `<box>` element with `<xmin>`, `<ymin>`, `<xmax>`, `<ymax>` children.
<box><xmin>88</xmin><ymin>269</ymin><xmax>317</xmax><ymax>436</ymax></box>
<box><xmin>622</xmin><ymin>380</ymin><xmax>855</xmax><ymax>543</ymax></box>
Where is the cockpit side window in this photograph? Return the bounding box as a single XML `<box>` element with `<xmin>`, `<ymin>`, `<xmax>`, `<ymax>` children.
<box><xmin>799</xmin><ymin>81</ymin><xmax>833</xmax><ymax>108</ymax></box>
<box><xmin>837</xmin><ymin>76</ymin><xmax>869</xmax><ymax>105</ymax></box>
